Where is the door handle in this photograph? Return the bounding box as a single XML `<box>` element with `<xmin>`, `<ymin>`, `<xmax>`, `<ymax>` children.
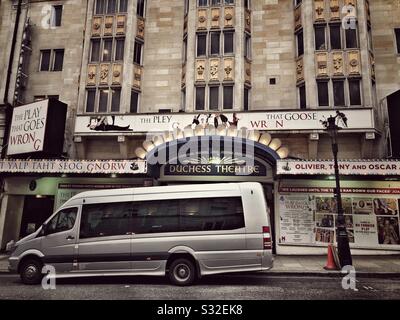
<box><xmin>66</xmin><ymin>235</ymin><xmax>75</xmax><ymax>240</ymax></box>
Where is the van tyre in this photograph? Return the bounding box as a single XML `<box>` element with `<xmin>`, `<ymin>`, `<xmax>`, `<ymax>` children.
<box><xmin>20</xmin><ymin>259</ymin><xmax>43</xmax><ymax>285</ymax></box>
<box><xmin>169</xmin><ymin>258</ymin><xmax>196</xmax><ymax>286</ymax></box>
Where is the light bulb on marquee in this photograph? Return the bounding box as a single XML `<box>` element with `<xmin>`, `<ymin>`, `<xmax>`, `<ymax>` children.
<box><xmin>259</xmin><ymin>133</ymin><xmax>272</xmax><ymax>146</ymax></box>
<box><xmin>269</xmin><ymin>138</ymin><xmax>282</xmax><ymax>151</ymax></box>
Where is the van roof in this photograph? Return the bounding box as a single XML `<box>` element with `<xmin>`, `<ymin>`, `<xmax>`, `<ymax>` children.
<box><xmin>66</xmin><ymin>182</ymin><xmax>261</xmax><ymax>203</ymax></box>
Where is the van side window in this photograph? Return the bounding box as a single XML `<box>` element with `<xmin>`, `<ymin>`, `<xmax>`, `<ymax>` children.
<box><xmin>180</xmin><ymin>197</ymin><xmax>244</xmax><ymax>231</ymax></box>
<box><xmin>133</xmin><ymin>200</ymin><xmax>179</xmax><ymax>234</ymax></box>
<box><xmin>80</xmin><ymin>202</ymin><xmax>133</xmax><ymax>238</ymax></box>
<box><xmin>46</xmin><ymin>207</ymin><xmax>78</xmax><ymax>235</ymax></box>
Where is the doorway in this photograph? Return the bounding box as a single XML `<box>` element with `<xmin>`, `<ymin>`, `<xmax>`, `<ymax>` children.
<box><xmin>19</xmin><ymin>195</ymin><xmax>55</xmax><ymax>238</ymax></box>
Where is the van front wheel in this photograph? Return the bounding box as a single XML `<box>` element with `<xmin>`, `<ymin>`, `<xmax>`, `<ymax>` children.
<box><xmin>169</xmin><ymin>258</ymin><xmax>196</xmax><ymax>286</ymax></box>
<box><xmin>20</xmin><ymin>259</ymin><xmax>43</xmax><ymax>285</ymax></box>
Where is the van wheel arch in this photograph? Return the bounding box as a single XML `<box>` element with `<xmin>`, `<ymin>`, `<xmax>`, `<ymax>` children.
<box><xmin>18</xmin><ymin>254</ymin><xmax>43</xmax><ymax>274</ymax></box>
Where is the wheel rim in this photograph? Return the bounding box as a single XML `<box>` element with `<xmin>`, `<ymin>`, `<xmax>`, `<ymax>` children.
<box><xmin>173</xmin><ymin>263</ymin><xmax>190</xmax><ymax>282</ymax></box>
<box><xmin>25</xmin><ymin>264</ymin><xmax>38</xmax><ymax>280</ymax></box>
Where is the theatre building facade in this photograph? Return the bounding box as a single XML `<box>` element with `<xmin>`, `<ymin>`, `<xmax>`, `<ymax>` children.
<box><xmin>1</xmin><ymin>0</ymin><xmax>400</xmax><ymax>255</ymax></box>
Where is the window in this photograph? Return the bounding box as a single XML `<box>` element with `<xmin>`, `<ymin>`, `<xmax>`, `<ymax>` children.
<box><xmin>184</xmin><ymin>0</ymin><xmax>189</xmax><ymax>15</ymax></box>
<box><xmin>245</xmin><ymin>0</ymin><xmax>251</xmax><ymax>10</ymax></box>
<box><xmin>244</xmin><ymin>87</ymin><xmax>250</xmax><ymax>110</ymax></box>
<box><xmin>86</xmin><ymin>90</ymin><xmax>96</xmax><ymax>112</ymax></box>
<box><xmin>330</xmin><ymin>24</ymin><xmax>342</xmax><ymax>49</ymax></box>
<box><xmin>349</xmin><ymin>79</ymin><xmax>361</xmax><ymax>105</ymax></box>
<box><xmin>102</xmin><ymin>39</ymin><xmax>113</xmax><ymax>62</ymax></box>
<box><xmin>134</xmin><ymin>40</ymin><xmax>143</xmax><ymax>64</ymax></box>
<box><xmin>315</xmin><ymin>25</ymin><xmax>326</xmax><ymax>50</ymax></box>
<box><xmin>210</xmin><ymin>32</ymin><xmax>220</xmax><ymax>55</ymax></box>
<box><xmin>39</xmin><ymin>50</ymin><xmax>51</xmax><ymax>71</ymax></box>
<box><xmin>333</xmin><ymin>80</ymin><xmax>345</xmax><ymax>106</ymax></box>
<box><xmin>80</xmin><ymin>202</ymin><xmax>134</xmax><ymax>238</ymax></box>
<box><xmin>223</xmin><ymin>85</ymin><xmax>233</xmax><ymax>109</ymax></box>
<box><xmin>51</xmin><ymin>5</ymin><xmax>63</xmax><ymax>27</ymax></box>
<box><xmin>130</xmin><ymin>90</ymin><xmax>139</xmax><ymax>113</ymax></box>
<box><xmin>98</xmin><ymin>89</ymin><xmax>109</xmax><ymax>112</ymax></box>
<box><xmin>197</xmin><ymin>33</ymin><xmax>207</xmax><ymax>57</ymax></box>
<box><xmin>90</xmin><ymin>39</ymin><xmax>101</xmax><ymax>62</ymax></box>
<box><xmin>111</xmin><ymin>88</ymin><xmax>121</xmax><ymax>112</ymax></box>
<box><xmin>245</xmin><ymin>33</ymin><xmax>251</xmax><ymax>59</ymax></box>
<box><xmin>107</xmin><ymin>0</ymin><xmax>117</xmax><ymax>14</ymax></box>
<box><xmin>295</xmin><ymin>0</ymin><xmax>302</xmax><ymax>6</ymax></box>
<box><xmin>367</xmin><ymin>25</ymin><xmax>373</xmax><ymax>51</ymax></box>
<box><xmin>345</xmin><ymin>27</ymin><xmax>358</xmax><ymax>49</ymax></box>
<box><xmin>209</xmin><ymin>86</ymin><xmax>219</xmax><ymax>110</ymax></box>
<box><xmin>317</xmin><ymin>81</ymin><xmax>329</xmax><ymax>107</ymax></box>
<box><xmin>299</xmin><ymin>84</ymin><xmax>306</xmax><ymax>109</ymax></box>
<box><xmin>211</xmin><ymin>0</ymin><xmax>220</xmax><ymax>5</ymax></box>
<box><xmin>195</xmin><ymin>87</ymin><xmax>205</xmax><ymax>110</ymax></box>
<box><xmin>296</xmin><ymin>30</ymin><xmax>304</xmax><ymax>56</ymax></box>
<box><xmin>137</xmin><ymin>0</ymin><xmax>146</xmax><ymax>17</ymax></box>
<box><xmin>53</xmin><ymin>49</ymin><xmax>64</xmax><ymax>71</ymax></box>
<box><xmin>224</xmin><ymin>31</ymin><xmax>234</xmax><ymax>54</ymax></box>
<box><xmin>395</xmin><ymin>28</ymin><xmax>400</xmax><ymax>54</ymax></box>
<box><xmin>180</xmin><ymin>197</ymin><xmax>244</xmax><ymax>232</ymax></box>
<box><xmin>224</xmin><ymin>0</ymin><xmax>234</xmax><ymax>4</ymax></box>
<box><xmin>183</xmin><ymin>37</ymin><xmax>188</xmax><ymax>63</ymax></box>
<box><xmin>198</xmin><ymin>0</ymin><xmax>208</xmax><ymax>6</ymax></box>
<box><xmin>115</xmin><ymin>38</ymin><xmax>125</xmax><ymax>61</ymax></box>
<box><xmin>95</xmin><ymin>0</ymin><xmax>126</xmax><ymax>14</ymax></box>
<box><xmin>95</xmin><ymin>0</ymin><xmax>106</xmax><ymax>14</ymax></box>
<box><xmin>46</xmin><ymin>208</ymin><xmax>77</xmax><ymax>235</ymax></box>
<box><xmin>119</xmin><ymin>0</ymin><xmax>128</xmax><ymax>12</ymax></box>
<box><xmin>48</xmin><ymin>95</ymin><xmax>59</xmax><ymax>100</ymax></box>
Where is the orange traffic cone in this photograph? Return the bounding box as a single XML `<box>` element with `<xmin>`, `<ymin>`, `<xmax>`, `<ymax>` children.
<box><xmin>324</xmin><ymin>244</ymin><xmax>339</xmax><ymax>270</ymax></box>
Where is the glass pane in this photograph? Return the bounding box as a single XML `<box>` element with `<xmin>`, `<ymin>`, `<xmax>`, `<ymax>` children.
<box><xmin>317</xmin><ymin>81</ymin><xmax>329</xmax><ymax>107</ymax></box>
<box><xmin>299</xmin><ymin>85</ymin><xmax>306</xmax><ymax>109</ymax></box>
<box><xmin>333</xmin><ymin>81</ymin><xmax>345</xmax><ymax>106</ymax></box>
<box><xmin>91</xmin><ymin>40</ymin><xmax>100</xmax><ymax>62</ymax></box>
<box><xmin>210</xmin><ymin>32</ymin><xmax>220</xmax><ymax>55</ymax></box>
<box><xmin>53</xmin><ymin>49</ymin><xmax>64</xmax><ymax>71</ymax></box>
<box><xmin>346</xmin><ymin>28</ymin><xmax>358</xmax><ymax>49</ymax></box>
<box><xmin>134</xmin><ymin>41</ymin><xmax>142</xmax><ymax>64</ymax></box>
<box><xmin>224</xmin><ymin>32</ymin><xmax>234</xmax><ymax>54</ymax></box>
<box><xmin>103</xmin><ymin>39</ymin><xmax>112</xmax><ymax>62</ymax></box>
<box><xmin>315</xmin><ymin>25</ymin><xmax>326</xmax><ymax>50</ymax></box>
<box><xmin>86</xmin><ymin>90</ymin><xmax>96</xmax><ymax>112</ymax></box>
<box><xmin>130</xmin><ymin>91</ymin><xmax>139</xmax><ymax>113</ymax></box>
<box><xmin>396</xmin><ymin>29</ymin><xmax>400</xmax><ymax>54</ymax></box>
<box><xmin>40</xmin><ymin>50</ymin><xmax>51</xmax><ymax>71</ymax></box>
<box><xmin>56</xmin><ymin>208</ymin><xmax>78</xmax><ymax>232</ymax></box>
<box><xmin>349</xmin><ymin>80</ymin><xmax>361</xmax><ymax>105</ymax></box>
<box><xmin>297</xmin><ymin>31</ymin><xmax>304</xmax><ymax>56</ymax></box>
<box><xmin>195</xmin><ymin>87</ymin><xmax>205</xmax><ymax>110</ymax></box>
<box><xmin>107</xmin><ymin>0</ymin><xmax>117</xmax><ymax>14</ymax></box>
<box><xmin>95</xmin><ymin>0</ymin><xmax>106</xmax><ymax>14</ymax></box>
<box><xmin>223</xmin><ymin>86</ymin><xmax>233</xmax><ymax>109</ymax></box>
<box><xmin>115</xmin><ymin>38</ymin><xmax>125</xmax><ymax>61</ymax></box>
<box><xmin>119</xmin><ymin>0</ymin><xmax>128</xmax><ymax>12</ymax></box>
<box><xmin>330</xmin><ymin>25</ymin><xmax>342</xmax><ymax>49</ymax></box>
<box><xmin>209</xmin><ymin>87</ymin><xmax>219</xmax><ymax>110</ymax></box>
<box><xmin>198</xmin><ymin>0</ymin><xmax>208</xmax><ymax>6</ymax></box>
<box><xmin>225</xmin><ymin>0</ymin><xmax>234</xmax><ymax>4</ymax></box>
<box><xmin>137</xmin><ymin>0</ymin><xmax>145</xmax><ymax>17</ymax></box>
<box><xmin>111</xmin><ymin>89</ymin><xmax>121</xmax><ymax>112</ymax></box>
<box><xmin>53</xmin><ymin>5</ymin><xmax>63</xmax><ymax>26</ymax></box>
<box><xmin>99</xmin><ymin>89</ymin><xmax>109</xmax><ymax>112</ymax></box>
<box><xmin>244</xmin><ymin>87</ymin><xmax>249</xmax><ymax>110</ymax></box>
<box><xmin>197</xmin><ymin>34</ymin><xmax>207</xmax><ymax>56</ymax></box>
<box><xmin>211</xmin><ymin>0</ymin><xmax>220</xmax><ymax>6</ymax></box>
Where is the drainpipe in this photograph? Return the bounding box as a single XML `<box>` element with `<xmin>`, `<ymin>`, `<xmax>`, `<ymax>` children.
<box><xmin>1</xmin><ymin>0</ymin><xmax>23</xmax><ymax>158</ymax></box>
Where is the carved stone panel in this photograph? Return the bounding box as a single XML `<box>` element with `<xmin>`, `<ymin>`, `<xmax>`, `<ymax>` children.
<box><xmin>211</xmin><ymin>8</ymin><xmax>220</xmax><ymax>29</ymax></box>
<box><xmin>137</xmin><ymin>17</ymin><xmax>145</xmax><ymax>39</ymax></box>
<box><xmin>112</xmin><ymin>64</ymin><xmax>123</xmax><ymax>85</ymax></box>
<box><xmin>99</xmin><ymin>64</ymin><xmax>110</xmax><ymax>85</ymax></box>
<box><xmin>330</xmin><ymin>0</ymin><xmax>340</xmax><ymax>21</ymax></box>
<box><xmin>209</xmin><ymin>59</ymin><xmax>220</xmax><ymax>82</ymax></box>
<box><xmin>87</xmin><ymin>64</ymin><xmax>97</xmax><ymax>86</ymax></box>
<box><xmin>116</xmin><ymin>15</ymin><xmax>126</xmax><ymax>35</ymax></box>
<box><xmin>332</xmin><ymin>51</ymin><xmax>344</xmax><ymax>76</ymax></box>
<box><xmin>92</xmin><ymin>16</ymin><xmax>103</xmax><ymax>37</ymax></box>
<box><xmin>224</xmin><ymin>7</ymin><xmax>234</xmax><ymax>28</ymax></box>
<box><xmin>196</xmin><ymin>59</ymin><xmax>206</xmax><ymax>82</ymax></box>
<box><xmin>132</xmin><ymin>64</ymin><xmax>142</xmax><ymax>89</ymax></box>
<box><xmin>104</xmin><ymin>16</ymin><xmax>114</xmax><ymax>36</ymax></box>
<box><xmin>197</xmin><ymin>9</ymin><xmax>207</xmax><ymax>30</ymax></box>
<box><xmin>316</xmin><ymin>52</ymin><xmax>328</xmax><ymax>77</ymax></box>
<box><xmin>294</xmin><ymin>5</ymin><xmax>302</xmax><ymax>31</ymax></box>
<box><xmin>347</xmin><ymin>50</ymin><xmax>361</xmax><ymax>75</ymax></box>
<box><xmin>245</xmin><ymin>9</ymin><xmax>251</xmax><ymax>32</ymax></box>
<box><xmin>296</xmin><ymin>57</ymin><xmax>304</xmax><ymax>82</ymax></box>
<box><xmin>244</xmin><ymin>60</ymin><xmax>251</xmax><ymax>85</ymax></box>
<box><xmin>314</xmin><ymin>0</ymin><xmax>325</xmax><ymax>22</ymax></box>
<box><xmin>223</xmin><ymin>58</ymin><xmax>234</xmax><ymax>81</ymax></box>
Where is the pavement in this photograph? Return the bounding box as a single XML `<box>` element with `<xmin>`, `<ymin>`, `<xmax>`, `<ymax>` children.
<box><xmin>1</xmin><ymin>253</ymin><xmax>400</xmax><ymax>276</ymax></box>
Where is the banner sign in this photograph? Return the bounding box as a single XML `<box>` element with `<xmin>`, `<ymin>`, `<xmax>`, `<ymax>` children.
<box><xmin>0</xmin><ymin>159</ymin><xmax>147</xmax><ymax>174</ymax></box>
<box><xmin>277</xmin><ymin>160</ymin><xmax>400</xmax><ymax>176</ymax></box>
<box><xmin>74</xmin><ymin>108</ymin><xmax>374</xmax><ymax>134</ymax></box>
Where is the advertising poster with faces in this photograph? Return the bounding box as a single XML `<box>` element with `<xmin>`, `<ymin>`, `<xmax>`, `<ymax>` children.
<box><xmin>279</xmin><ymin>193</ymin><xmax>400</xmax><ymax>248</ymax></box>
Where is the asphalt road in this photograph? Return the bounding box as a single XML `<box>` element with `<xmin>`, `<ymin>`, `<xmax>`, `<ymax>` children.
<box><xmin>0</xmin><ymin>273</ymin><xmax>399</xmax><ymax>300</ymax></box>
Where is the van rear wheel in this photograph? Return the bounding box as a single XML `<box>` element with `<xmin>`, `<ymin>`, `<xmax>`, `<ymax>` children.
<box><xmin>169</xmin><ymin>258</ymin><xmax>196</xmax><ymax>286</ymax></box>
<box><xmin>20</xmin><ymin>259</ymin><xmax>43</xmax><ymax>285</ymax></box>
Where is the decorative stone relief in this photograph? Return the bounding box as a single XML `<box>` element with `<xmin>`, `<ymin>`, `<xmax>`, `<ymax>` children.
<box><xmin>137</xmin><ymin>17</ymin><xmax>145</xmax><ymax>39</ymax></box>
<box><xmin>132</xmin><ymin>64</ymin><xmax>142</xmax><ymax>89</ymax></box>
<box><xmin>316</xmin><ymin>52</ymin><xmax>328</xmax><ymax>77</ymax></box>
<box><xmin>92</xmin><ymin>16</ymin><xmax>102</xmax><ymax>37</ymax></box>
<box><xmin>332</xmin><ymin>52</ymin><xmax>344</xmax><ymax>75</ymax></box>
<box><xmin>87</xmin><ymin>65</ymin><xmax>97</xmax><ymax>86</ymax></box>
<box><xmin>314</xmin><ymin>0</ymin><xmax>325</xmax><ymax>21</ymax></box>
<box><xmin>224</xmin><ymin>7</ymin><xmax>234</xmax><ymax>28</ymax></box>
<box><xmin>99</xmin><ymin>64</ymin><xmax>110</xmax><ymax>85</ymax></box>
<box><xmin>330</xmin><ymin>0</ymin><xmax>340</xmax><ymax>20</ymax></box>
<box><xmin>104</xmin><ymin>16</ymin><xmax>114</xmax><ymax>36</ymax></box>
<box><xmin>294</xmin><ymin>5</ymin><xmax>302</xmax><ymax>31</ymax></box>
<box><xmin>197</xmin><ymin>9</ymin><xmax>207</xmax><ymax>30</ymax></box>
<box><xmin>296</xmin><ymin>58</ymin><xmax>304</xmax><ymax>82</ymax></box>
<box><xmin>116</xmin><ymin>15</ymin><xmax>126</xmax><ymax>35</ymax></box>
<box><xmin>112</xmin><ymin>64</ymin><xmax>123</xmax><ymax>85</ymax></box>
<box><xmin>211</xmin><ymin>8</ymin><xmax>220</xmax><ymax>29</ymax></box>
<box><xmin>347</xmin><ymin>50</ymin><xmax>361</xmax><ymax>75</ymax></box>
<box><xmin>209</xmin><ymin>59</ymin><xmax>220</xmax><ymax>82</ymax></box>
<box><xmin>196</xmin><ymin>60</ymin><xmax>206</xmax><ymax>82</ymax></box>
<box><xmin>223</xmin><ymin>58</ymin><xmax>234</xmax><ymax>81</ymax></box>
